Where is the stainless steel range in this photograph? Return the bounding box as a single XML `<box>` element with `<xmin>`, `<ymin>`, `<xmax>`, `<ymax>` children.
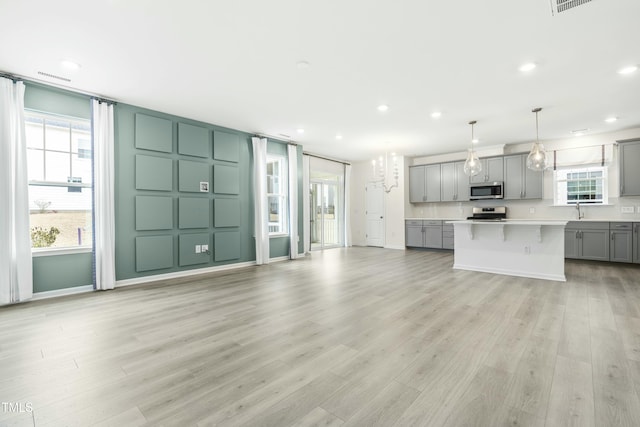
<box><xmin>467</xmin><ymin>206</ymin><xmax>507</xmax><ymax>221</ymax></box>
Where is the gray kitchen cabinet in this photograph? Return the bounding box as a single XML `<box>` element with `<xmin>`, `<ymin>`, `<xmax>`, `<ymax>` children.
<box><xmin>409</xmin><ymin>164</ymin><xmax>441</xmax><ymax>203</ymax></box>
<box><xmin>610</xmin><ymin>222</ymin><xmax>633</xmax><ymax>263</ymax></box>
<box><xmin>441</xmin><ymin>161</ymin><xmax>469</xmax><ymax>202</ymax></box>
<box><xmin>619</xmin><ymin>139</ymin><xmax>640</xmax><ymax>197</ymax></box>
<box><xmin>470</xmin><ymin>157</ymin><xmax>504</xmax><ymax>184</ymax></box>
<box><xmin>406</xmin><ymin>220</ymin><xmax>425</xmax><ymax>247</ymax></box>
<box><xmin>503</xmin><ymin>154</ymin><xmax>543</xmax><ymax>200</ymax></box>
<box><xmin>634</xmin><ymin>223</ymin><xmax>640</xmax><ymax>264</ymax></box>
<box><xmin>565</xmin><ymin>221</ymin><xmax>610</xmax><ymax>261</ymax></box>
<box><xmin>405</xmin><ymin>220</ymin><xmax>445</xmax><ymax>249</ymax></box>
<box><xmin>442</xmin><ymin>223</ymin><xmax>455</xmax><ymax>249</ymax></box>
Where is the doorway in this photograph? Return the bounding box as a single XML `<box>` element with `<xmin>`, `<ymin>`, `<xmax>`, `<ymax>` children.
<box><xmin>310</xmin><ymin>180</ymin><xmax>341</xmax><ymax>250</ymax></box>
<box><xmin>366</xmin><ymin>182</ymin><xmax>385</xmax><ymax>247</ymax></box>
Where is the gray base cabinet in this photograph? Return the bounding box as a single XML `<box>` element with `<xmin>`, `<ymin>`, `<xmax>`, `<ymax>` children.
<box><xmin>405</xmin><ymin>220</ymin><xmax>451</xmax><ymax>250</ymax></box>
<box><xmin>565</xmin><ymin>222</ymin><xmax>609</xmax><ymax>261</ymax></box>
<box><xmin>610</xmin><ymin>222</ymin><xmax>633</xmax><ymax>263</ymax></box>
<box><xmin>634</xmin><ymin>223</ymin><xmax>640</xmax><ymax>264</ymax></box>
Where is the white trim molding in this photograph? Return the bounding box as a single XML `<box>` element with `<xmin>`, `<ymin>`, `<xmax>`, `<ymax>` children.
<box><xmin>32</xmin><ymin>285</ymin><xmax>94</xmax><ymax>301</ymax></box>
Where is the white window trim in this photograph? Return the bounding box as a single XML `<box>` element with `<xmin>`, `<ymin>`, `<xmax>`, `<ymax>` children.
<box><xmin>553</xmin><ymin>165</ymin><xmax>608</xmax><ymax>206</ymax></box>
<box><xmin>26</xmin><ymin>109</ymin><xmax>94</xmax><ymax>253</ymax></box>
<box><xmin>267</xmin><ymin>154</ymin><xmax>288</xmax><ymax>236</ymax></box>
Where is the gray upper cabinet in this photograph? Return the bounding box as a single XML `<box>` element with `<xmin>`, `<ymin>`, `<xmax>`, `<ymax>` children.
<box><xmin>409</xmin><ymin>164</ymin><xmax>441</xmax><ymax>203</ymax></box>
<box><xmin>504</xmin><ymin>154</ymin><xmax>543</xmax><ymax>200</ymax></box>
<box><xmin>610</xmin><ymin>222</ymin><xmax>633</xmax><ymax>263</ymax></box>
<box><xmin>619</xmin><ymin>139</ymin><xmax>640</xmax><ymax>196</ymax></box>
<box><xmin>470</xmin><ymin>157</ymin><xmax>504</xmax><ymax>184</ymax></box>
<box><xmin>409</xmin><ymin>166</ymin><xmax>426</xmax><ymax>203</ymax></box>
<box><xmin>441</xmin><ymin>161</ymin><xmax>469</xmax><ymax>202</ymax></box>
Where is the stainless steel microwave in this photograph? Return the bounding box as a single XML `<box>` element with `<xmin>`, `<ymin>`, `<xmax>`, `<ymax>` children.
<box><xmin>470</xmin><ymin>182</ymin><xmax>504</xmax><ymax>200</ymax></box>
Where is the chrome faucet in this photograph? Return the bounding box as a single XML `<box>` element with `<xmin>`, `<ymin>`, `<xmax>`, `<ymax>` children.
<box><xmin>576</xmin><ymin>201</ymin><xmax>584</xmax><ymax>220</ymax></box>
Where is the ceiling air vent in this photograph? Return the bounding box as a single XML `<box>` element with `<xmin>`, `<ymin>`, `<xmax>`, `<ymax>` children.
<box><xmin>37</xmin><ymin>71</ymin><xmax>71</xmax><ymax>82</ymax></box>
<box><xmin>552</xmin><ymin>0</ymin><xmax>593</xmax><ymax>15</ymax></box>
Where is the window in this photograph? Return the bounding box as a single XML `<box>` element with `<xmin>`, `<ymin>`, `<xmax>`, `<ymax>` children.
<box><xmin>554</xmin><ymin>166</ymin><xmax>608</xmax><ymax>205</ymax></box>
<box><xmin>266</xmin><ymin>155</ymin><xmax>288</xmax><ymax>235</ymax></box>
<box><xmin>26</xmin><ymin>111</ymin><xmax>93</xmax><ymax>249</ymax></box>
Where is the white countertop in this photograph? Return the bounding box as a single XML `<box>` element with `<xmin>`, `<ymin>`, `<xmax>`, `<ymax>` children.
<box><xmin>448</xmin><ymin>219</ymin><xmax>568</xmax><ymax>226</ymax></box>
<box><xmin>406</xmin><ymin>218</ymin><xmax>635</xmax><ymax>223</ymax></box>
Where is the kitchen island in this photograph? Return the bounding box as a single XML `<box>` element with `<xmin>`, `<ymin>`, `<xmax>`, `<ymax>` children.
<box><xmin>448</xmin><ymin>220</ymin><xmax>568</xmax><ymax>281</ymax></box>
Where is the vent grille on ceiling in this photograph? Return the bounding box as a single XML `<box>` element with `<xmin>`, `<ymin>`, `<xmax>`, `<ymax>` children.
<box><xmin>552</xmin><ymin>0</ymin><xmax>593</xmax><ymax>14</ymax></box>
<box><xmin>37</xmin><ymin>71</ymin><xmax>71</xmax><ymax>82</ymax></box>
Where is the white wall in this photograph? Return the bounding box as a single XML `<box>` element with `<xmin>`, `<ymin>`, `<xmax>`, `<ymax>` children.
<box><xmin>350</xmin><ymin>156</ymin><xmax>407</xmax><ymax>249</ymax></box>
<box><xmin>405</xmin><ymin>127</ymin><xmax>640</xmax><ymax>222</ymax></box>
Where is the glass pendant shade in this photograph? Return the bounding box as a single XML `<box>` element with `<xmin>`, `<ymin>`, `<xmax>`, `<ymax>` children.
<box><xmin>527</xmin><ymin>107</ymin><xmax>547</xmax><ymax>171</ymax></box>
<box><xmin>464</xmin><ymin>148</ymin><xmax>482</xmax><ymax>176</ymax></box>
<box><xmin>463</xmin><ymin>120</ymin><xmax>482</xmax><ymax>177</ymax></box>
<box><xmin>526</xmin><ymin>142</ymin><xmax>547</xmax><ymax>171</ymax></box>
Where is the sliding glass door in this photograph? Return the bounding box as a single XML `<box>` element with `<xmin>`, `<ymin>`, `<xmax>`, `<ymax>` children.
<box><xmin>310</xmin><ymin>180</ymin><xmax>340</xmax><ymax>250</ymax></box>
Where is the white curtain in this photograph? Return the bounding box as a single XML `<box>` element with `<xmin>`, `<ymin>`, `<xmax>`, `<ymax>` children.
<box><xmin>252</xmin><ymin>137</ymin><xmax>269</xmax><ymax>264</ymax></box>
<box><xmin>92</xmin><ymin>99</ymin><xmax>116</xmax><ymax>290</ymax></box>
<box><xmin>552</xmin><ymin>144</ymin><xmax>614</xmax><ymax>169</ymax></box>
<box><xmin>287</xmin><ymin>145</ymin><xmax>299</xmax><ymax>259</ymax></box>
<box><xmin>302</xmin><ymin>155</ymin><xmax>311</xmax><ymax>253</ymax></box>
<box><xmin>0</xmin><ymin>78</ymin><xmax>33</xmax><ymax>304</ymax></box>
<box><xmin>344</xmin><ymin>164</ymin><xmax>352</xmax><ymax>247</ymax></box>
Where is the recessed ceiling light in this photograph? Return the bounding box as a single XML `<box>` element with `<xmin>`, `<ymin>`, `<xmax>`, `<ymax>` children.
<box><xmin>618</xmin><ymin>65</ymin><xmax>638</xmax><ymax>75</ymax></box>
<box><xmin>296</xmin><ymin>128</ymin><xmax>305</xmax><ymax>134</ymax></box>
<box><xmin>296</xmin><ymin>60</ymin><xmax>310</xmax><ymax>69</ymax></box>
<box><xmin>377</xmin><ymin>104</ymin><xmax>389</xmax><ymax>112</ymax></box>
<box><xmin>431</xmin><ymin>111</ymin><xmax>442</xmax><ymax>118</ymax></box>
<box><xmin>519</xmin><ymin>62</ymin><xmax>536</xmax><ymax>72</ymax></box>
<box><xmin>472</xmin><ymin>139</ymin><xmax>479</xmax><ymax>144</ymax></box>
<box><xmin>571</xmin><ymin>128</ymin><xmax>589</xmax><ymax>137</ymax></box>
<box><xmin>60</xmin><ymin>59</ymin><xmax>81</xmax><ymax>70</ymax></box>
<box><xmin>335</xmin><ymin>134</ymin><xmax>343</xmax><ymax>140</ymax></box>
<box><xmin>604</xmin><ymin>117</ymin><xmax>618</xmax><ymax>123</ymax></box>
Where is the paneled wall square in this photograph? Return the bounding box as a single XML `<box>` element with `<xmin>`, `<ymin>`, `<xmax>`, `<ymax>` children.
<box><xmin>213</xmin><ymin>164</ymin><xmax>239</xmax><ymax>194</ymax></box>
<box><xmin>135</xmin><ymin>235</ymin><xmax>174</xmax><ymax>272</ymax></box>
<box><xmin>178</xmin><ymin>123</ymin><xmax>210</xmax><ymax>158</ymax></box>
<box><xmin>214</xmin><ymin>231</ymin><xmax>241</xmax><ymax>261</ymax></box>
<box><xmin>178</xmin><ymin>159</ymin><xmax>210</xmax><ymax>193</ymax></box>
<box><xmin>135</xmin><ymin>155</ymin><xmax>173</xmax><ymax>191</ymax></box>
<box><xmin>135</xmin><ymin>113</ymin><xmax>172</xmax><ymax>153</ymax></box>
<box><xmin>179</xmin><ymin>233</ymin><xmax>210</xmax><ymax>266</ymax></box>
<box><xmin>214</xmin><ymin>198</ymin><xmax>240</xmax><ymax>228</ymax></box>
<box><xmin>179</xmin><ymin>197</ymin><xmax>210</xmax><ymax>229</ymax></box>
<box><xmin>213</xmin><ymin>130</ymin><xmax>239</xmax><ymax>162</ymax></box>
<box><xmin>136</xmin><ymin>196</ymin><xmax>173</xmax><ymax>230</ymax></box>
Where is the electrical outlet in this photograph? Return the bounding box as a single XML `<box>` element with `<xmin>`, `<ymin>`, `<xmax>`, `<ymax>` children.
<box><xmin>529</xmin><ymin>207</ymin><xmax>535</xmax><ymax>214</ymax></box>
<box><xmin>621</xmin><ymin>206</ymin><xmax>634</xmax><ymax>214</ymax></box>
<box><xmin>195</xmin><ymin>245</ymin><xmax>201</xmax><ymax>254</ymax></box>
<box><xmin>201</xmin><ymin>244</ymin><xmax>208</xmax><ymax>252</ymax></box>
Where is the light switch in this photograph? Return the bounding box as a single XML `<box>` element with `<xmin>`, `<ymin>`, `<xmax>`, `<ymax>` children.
<box><xmin>621</xmin><ymin>206</ymin><xmax>634</xmax><ymax>213</ymax></box>
<box><xmin>195</xmin><ymin>245</ymin><xmax>201</xmax><ymax>253</ymax></box>
<box><xmin>201</xmin><ymin>244</ymin><xmax>208</xmax><ymax>252</ymax></box>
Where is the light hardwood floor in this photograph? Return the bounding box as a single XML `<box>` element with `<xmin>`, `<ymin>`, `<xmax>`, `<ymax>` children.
<box><xmin>2</xmin><ymin>247</ymin><xmax>640</xmax><ymax>426</ymax></box>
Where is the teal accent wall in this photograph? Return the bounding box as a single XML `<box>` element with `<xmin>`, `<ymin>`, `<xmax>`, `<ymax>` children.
<box><xmin>115</xmin><ymin>103</ymin><xmax>261</xmax><ymax>280</ymax></box>
<box><xmin>24</xmin><ymin>83</ymin><xmax>91</xmax><ymax>120</ymax></box>
<box><xmin>33</xmin><ymin>253</ymin><xmax>93</xmax><ymax>293</ymax></box>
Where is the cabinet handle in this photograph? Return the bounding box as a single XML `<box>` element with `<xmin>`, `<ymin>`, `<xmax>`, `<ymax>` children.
<box><xmin>611</xmin><ymin>233</ymin><xmax>615</xmax><ymax>240</ymax></box>
<box><xmin>575</xmin><ymin>231</ymin><xmax>579</xmax><ymax>238</ymax></box>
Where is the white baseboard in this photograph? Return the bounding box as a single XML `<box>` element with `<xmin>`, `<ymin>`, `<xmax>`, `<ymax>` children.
<box><xmin>384</xmin><ymin>245</ymin><xmax>406</xmax><ymax>250</ymax></box>
<box><xmin>453</xmin><ymin>264</ymin><xmax>566</xmax><ymax>282</ymax></box>
<box><xmin>116</xmin><ymin>260</ymin><xmax>257</xmax><ymax>288</ymax></box>
<box><xmin>32</xmin><ymin>285</ymin><xmax>94</xmax><ymax>301</ymax></box>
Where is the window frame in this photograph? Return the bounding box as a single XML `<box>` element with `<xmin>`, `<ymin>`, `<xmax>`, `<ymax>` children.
<box><xmin>25</xmin><ymin>110</ymin><xmax>93</xmax><ymax>252</ymax></box>
<box><xmin>553</xmin><ymin>165</ymin><xmax>609</xmax><ymax>206</ymax></box>
<box><xmin>266</xmin><ymin>154</ymin><xmax>288</xmax><ymax>236</ymax></box>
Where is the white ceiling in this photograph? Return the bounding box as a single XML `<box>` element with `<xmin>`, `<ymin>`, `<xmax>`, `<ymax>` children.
<box><xmin>1</xmin><ymin>0</ymin><xmax>639</xmax><ymax>161</ymax></box>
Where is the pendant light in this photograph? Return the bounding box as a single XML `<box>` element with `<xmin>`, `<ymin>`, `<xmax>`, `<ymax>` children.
<box><xmin>463</xmin><ymin>120</ymin><xmax>482</xmax><ymax>176</ymax></box>
<box><xmin>526</xmin><ymin>107</ymin><xmax>547</xmax><ymax>171</ymax></box>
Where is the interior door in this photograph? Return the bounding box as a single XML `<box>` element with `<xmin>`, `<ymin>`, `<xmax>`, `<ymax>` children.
<box><xmin>366</xmin><ymin>182</ymin><xmax>384</xmax><ymax>247</ymax></box>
